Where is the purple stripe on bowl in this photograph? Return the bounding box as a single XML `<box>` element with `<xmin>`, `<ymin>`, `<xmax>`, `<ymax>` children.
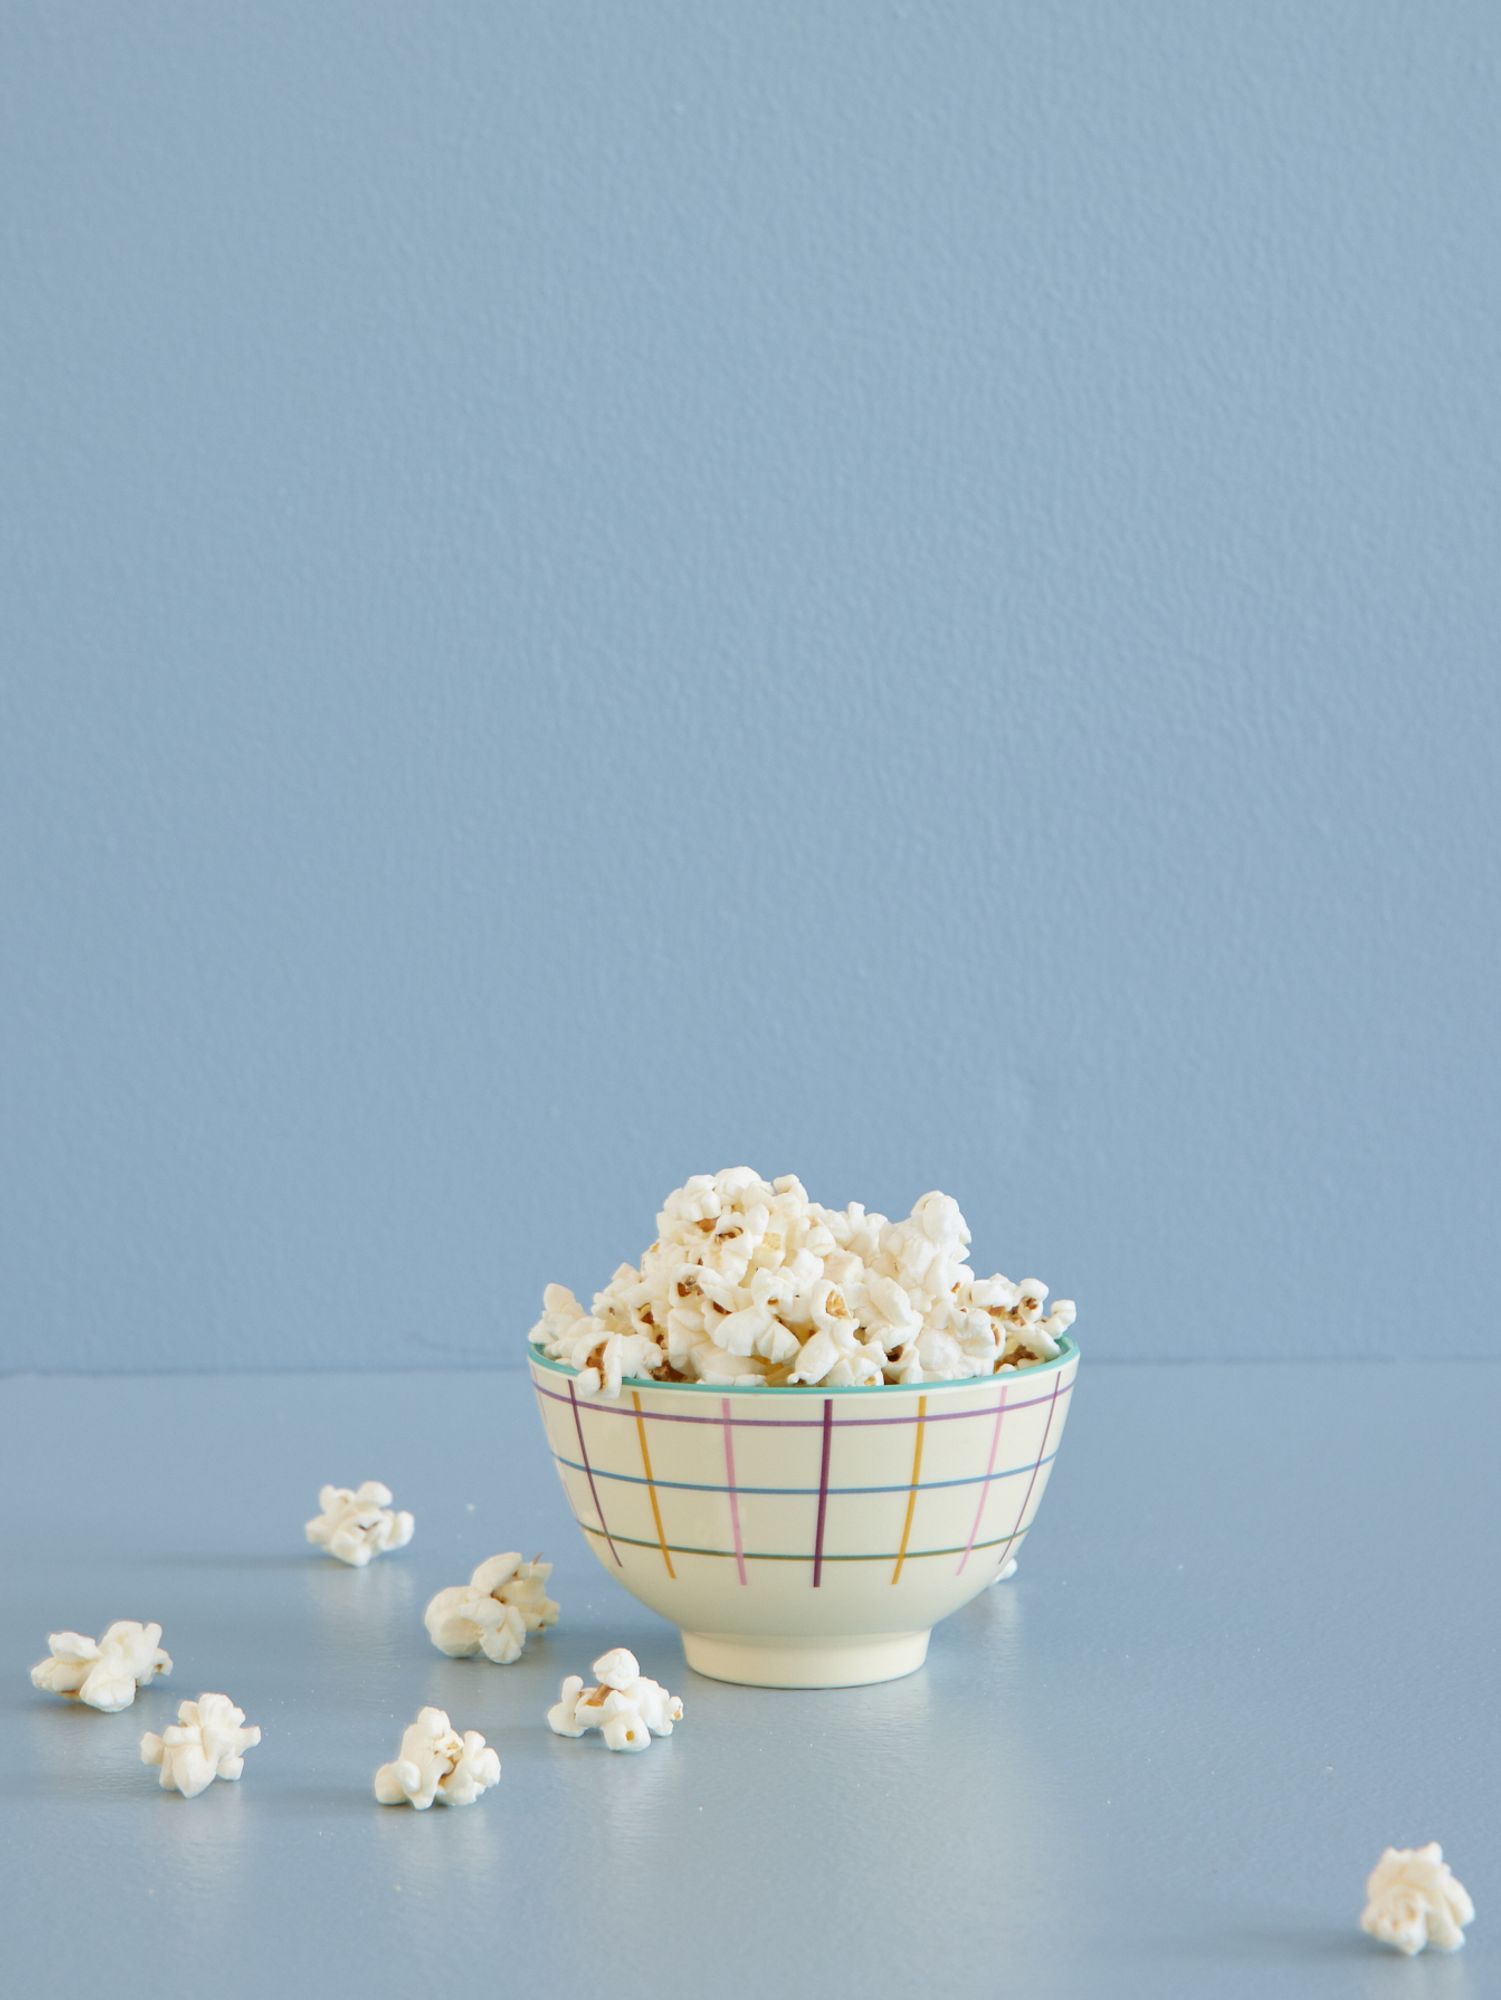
<box><xmin>568</xmin><ymin>1378</ymin><xmax>621</xmax><ymax>1566</ymax></box>
<box><xmin>811</xmin><ymin>1398</ymin><xmax>834</xmax><ymax>1587</ymax></box>
<box><xmin>990</xmin><ymin>1374</ymin><xmax>1063</xmax><ymax>1575</ymax></box>
<box><xmin>957</xmin><ymin>1382</ymin><xmax>1009</xmax><ymax>1575</ymax></box>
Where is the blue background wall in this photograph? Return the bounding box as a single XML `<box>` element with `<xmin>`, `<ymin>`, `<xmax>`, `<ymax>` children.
<box><xmin>3</xmin><ymin>3</ymin><xmax>1497</xmax><ymax>1373</ymax></box>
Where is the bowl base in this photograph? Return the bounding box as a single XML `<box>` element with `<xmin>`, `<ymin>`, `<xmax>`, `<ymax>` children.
<box><xmin>682</xmin><ymin>1628</ymin><xmax>930</xmax><ymax>1689</ymax></box>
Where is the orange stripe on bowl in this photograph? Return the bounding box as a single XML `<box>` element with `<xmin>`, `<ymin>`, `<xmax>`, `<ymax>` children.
<box><xmin>631</xmin><ymin>1388</ymin><xmax>676</xmax><ymax>1580</ymax></box>
<box><xmin>890</xmin><ymin>1394</ymin><xmax>928</xmax><ymax>1583</ymax></box>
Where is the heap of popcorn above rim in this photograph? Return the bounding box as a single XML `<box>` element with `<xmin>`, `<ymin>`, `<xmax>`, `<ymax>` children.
<box><xmin>530</xmin><ymin>1168</ymin><xmax>1077</xmax><ymax>1395</ymax></box>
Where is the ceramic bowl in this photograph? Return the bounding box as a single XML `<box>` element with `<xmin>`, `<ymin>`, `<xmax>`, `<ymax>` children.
<box><xmin>529</xmin><ymin>1336</ymin><xmax>1079</xmax><ymax>1687</ymax></box>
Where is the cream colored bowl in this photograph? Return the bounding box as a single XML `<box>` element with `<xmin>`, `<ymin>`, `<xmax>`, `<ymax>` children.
<box><xmin>529</xmin><ymin>1337</ymin><xmax>1080</xmax><ymax>1688</ymax></box>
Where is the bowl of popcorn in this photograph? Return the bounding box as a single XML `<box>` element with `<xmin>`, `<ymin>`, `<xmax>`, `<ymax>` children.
<box><xmin>529</xmin><ymin>1169</ymin><xmax>1080</xmax><ymax>1688</ymax></box>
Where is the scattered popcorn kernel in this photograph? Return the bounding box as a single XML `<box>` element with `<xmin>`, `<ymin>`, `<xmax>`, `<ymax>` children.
<box><xmin>546</xmin><ymin>1650</ymin><xmax>683</xmax><ymax>1753</ymax></box>
<box><xmin>423</xmin><ymin>1553</ymin><xmax>559</xmax><ymax>1664</ymax></box>
<box><xmin>625</xmin><ymin>1674</ymin><xmax>684</xmax><ymax>1737</ymax></box>
<box><xmin>531</xmin><ymin>1169</ymin><xmax>1075</xmax><ymax>1395</ymax></box>
<box><xmin>592</xmin><ymin>1647</ymin><xmax>640</xmax><ymax>1691</ymax></box>
<box><xmin>305</xmin><ymin>1481</ymin><xmax>415</xmax><ymax>1566</ymax></box>
<box><xmin>1361</xmin><ymin>1844</ymin><xmax>1474</xmax><ymax>1956</ymax></box>
<box><xmin>600</xmin><ymin>1701</ymin><xmax>651</xmax><ymax>1753</ymax></box>
<box><xmin>31</xmin><ymin>1621</ymin><xmax>172</xmax><ymax>1713</ymax></box>
<box><xmin>373</xmin><ymin>1706</ymin><xmax>500</xmax><ymax>1809</ymax></box>
<box><xmin>546</xmin><ymin>1675</ymin><xmax>591</xmax><ymax>1739</ymax></box>
<box><xmin>141</xmin><ymin>1694</ymin><xmax>260</xmax><ymax>1798</ymax></box>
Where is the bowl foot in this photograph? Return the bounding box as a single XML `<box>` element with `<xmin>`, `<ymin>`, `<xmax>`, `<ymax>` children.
<box><xmin>681</xmin><ymin>1628</ymin><xmax>930</xmax><ymax>1689</ymax></box>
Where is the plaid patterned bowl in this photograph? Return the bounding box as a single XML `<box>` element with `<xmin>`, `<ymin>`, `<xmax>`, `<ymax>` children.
<box><xmin>529</xmin><ymin>1336</ymin><xmax>1079</xmax><ymax>1687</ymax></box>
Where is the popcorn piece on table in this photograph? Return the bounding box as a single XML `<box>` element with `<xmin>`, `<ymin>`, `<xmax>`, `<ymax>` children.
<box><xmin>546</xmin><ymin>1676</ymin><xmax>593</xmax><ymax>1739</ymax></box>
<box><xmin>530</xmin><ymin>1167</ymin><xmax>1078</xmax><ymax>1396</ymax></box>
<box><xmin>546</xmin><ymin>1648</ymin><xmax>683</xmax><ymax>1754</ymax></box>
<box><xmin>373</xmin><ymin>1707</ymin><xmax>500</xmax><ymax>1809</ymax></box>
<box><xmin>1361</xmin><ymin>1844</ymin><xmax>1474</xmax><ymax>1956</ymax></box>
<box><xmin>305</xmin><ymin>1481</ymin><xmax>415</xmax><ymax>1566</ymax></box>
<box><xmin>141</xmin><ymin>1694</ymin><xmax>260</xmax><ymax>1798</ymax></box>
<box><xmin>424</xmin><ymin>1553</ymin><xmax>559</xmax><ymax>1665</ymax></box>
<box><xmin>30</xmin><ymin>1621</ymin><xmax>172</xmax><ymax>1713</ymax></box>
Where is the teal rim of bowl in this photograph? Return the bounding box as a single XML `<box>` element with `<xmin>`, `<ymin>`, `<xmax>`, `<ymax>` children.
<box><xmin>527</xmin><ymin>1332</ymin><xmax>1078</xmax><ymax>1396</ymax></box>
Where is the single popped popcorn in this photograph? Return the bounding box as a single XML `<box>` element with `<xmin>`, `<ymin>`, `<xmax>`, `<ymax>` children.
<box><xmin>1361</xmin><ymin>1844</ymin><xmax>1474</xmax><ymax>1956</ymax></box>
<box><xmin>597</xmin><ymin>1695</ymin><xmax>653</xmax><ymax>1754</ymax></box>
<box><xmin>305</xmin><ymin>1481</ymin><xmax>415</xmax><ymax>1566</ymax></box>
<box><xmin>591</xmin><ymin>1646</ymin><xmax>641</xmax><ymax>1691</ymax></box>
<box><xmin>424</xmin><ymin>1553</ymin><xmax>559</xmax><ymax>1664</ymax></box>
<box><xmin>622</xmin><ymin>1673</ymin><xmax>684</xmax><ymax>1738</ymax></box>
<box><xmin>546</xmin><ymin>1649</ymin><xmax>683</xmax><ymax>1754</ymax></box>
<box><xmin>373</xmin><ymin>1707</ymin><xmax>500</xmax><ymax>1809</ymax></box>
<box><xmin>531</xmin><ymin>1169</ymin><xmax>1077</xmax><ymax>1395</ymax></box>
<box><xmin>141</xmin><ymin>1693</ymin><xmax>260</xmax><ymax>1798</ymax></box>
<box><xmin>546</xmin><ymin>1675</ymin><xmax>593</xmax><ymax>1738</ymax></box>
<box><xmin>30</xmin><ymin>1621</ymin><xmax>172</xmax><ymax>1713</ymax></box>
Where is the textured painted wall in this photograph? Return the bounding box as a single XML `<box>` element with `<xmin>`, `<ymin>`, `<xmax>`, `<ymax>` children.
<box><xmin>3</xmin><ymin>3</ymin><xmax>1498</xmax><ymax>1373</ymax></box>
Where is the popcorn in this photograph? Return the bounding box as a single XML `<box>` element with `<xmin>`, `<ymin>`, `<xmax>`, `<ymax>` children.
<box><xmin>620</xmin><ymin>1673</ymin><xmax>683</xmax><ymax>1738</ymax></box>
<box><xmin>373</xmin><ymin>1707</ymin><xmax>500</xmax><ymax>1809</ymax></box>
<box><xmin>532</xmin><ymin>1168</ymin><xmax>1077</xmax><ymax>1396</ymax></box>
<box><xmin>533</xmin><ymin>1286</ymin><xmax>669</xmax><ymax>1397</ymax></box>
<box><xmin>141</xmin><ymin>1693</ymin><xmax>260</xmax><ymax>1797</ymax></box>
<box><xmin>546</xmin><ymin>1648</ymin><xmax>683</xmax><ymax>1754</ymax></box>
<box><xmin>30</xmin><ymin>1621</ymin><xmax>172</xmax><ymax>1713</ymax></box>
<box><xmin>424</xmin><ymin>1553</ymin><xmax>559</xmax><ymax>1664</ymax></box>
<box><xmin>599</xmin><ymin>1702</ymin><xmax>652</xmax><ymax>1754</ymax></box>
<box><xmin>545</xmin><ymin>1675</ymin><xmax>593</xmax><ymax>1738</ymax></box>
<box><xmin>592</xmin><ymin>1647</ymin><xmax>640</xmax><ymax>1691</ymax></box>
<box><xmin>1361</xmin><ymin>1844</ymin><xmax>1474</xmax><ymax>1956</ymax></box>
<box><xmin>305</xmin><ymin>1481</ymin><xmax>415</xmax><ymax>1566</ymax></box>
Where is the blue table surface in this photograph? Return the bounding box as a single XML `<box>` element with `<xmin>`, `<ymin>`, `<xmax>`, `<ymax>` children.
<box><xmin>1</xmin><ymin>1361</ymin><xmax>1494</xmax><ymax>2000</ymax></box>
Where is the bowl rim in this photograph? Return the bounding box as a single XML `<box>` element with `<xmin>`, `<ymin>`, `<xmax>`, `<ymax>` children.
<box><xmin>527</xmin><ymin>1332</ymin><xmax>1078</xmax><ymax>1397</ymax></box>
